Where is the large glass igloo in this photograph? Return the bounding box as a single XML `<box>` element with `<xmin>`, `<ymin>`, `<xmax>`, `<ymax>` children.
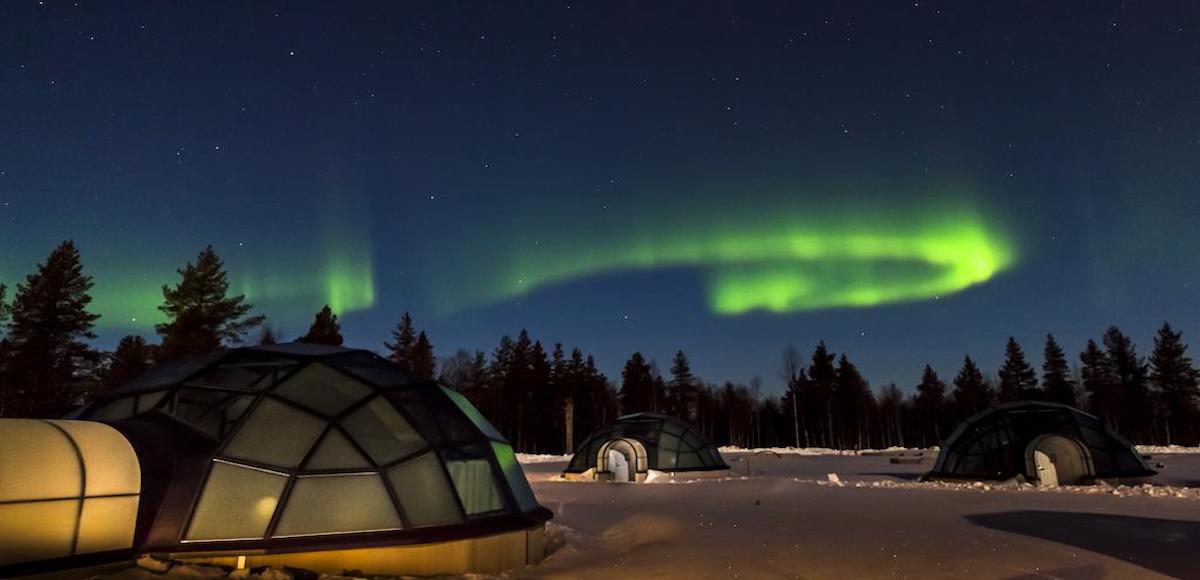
<box><xmin>1</xmin><ymin>343</ymin><xmax>549</xmax><ymax>577</ymax></box>
<box><xmin>928</xmin><ymin>401</ymin><xmax>1156</xmax><ymax>485</ymax></box>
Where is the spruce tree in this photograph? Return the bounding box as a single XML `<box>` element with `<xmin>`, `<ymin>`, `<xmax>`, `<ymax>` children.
<box><xmin>1041</xmin><ymin>334</ymin><xmax>1076</xmax><ymax>406</ymax></box>
<box><xmin>668</xmin><ymin>350</ymin><xmax>698</xmax><ymax>420</ymax></box>
<box><xmin>156</xmin><ymin>245</ymin><xmax>264</xmax><ymax>360</ymax></box>
<box><xmin>1103</xmin><ymin>326</ymin><xmax>1151</xmax><ymax>442</ymax></box>
<box><xmin>619</xmin><ymin>352</ymin><xmax>655</xmax><ymax>413</ymax></box>
<box><xmin>913</xmin><ymin>365</ymin><xmax>947</xmax><ymax>446</ymax></box>
<box><xmin>1149</xmin><ymin>322</ymin><xmax>1200</xmax><ymax>444</ymax></box>
<box><xmin>384</xmin><ymin>312</ymin><xmax>417</xmax><ymax>372</ymax></box>
<box><xmin>998</xmin><ymin>337</ymin><xmax>1039</xmax><ymax>402</ymax></box>
<box><xmin>410</xmin><ymin>331</ymin><xmax>436</xmax><ymax>381</ymax></box>
<box><xmin>1080</xmin><ymin>339</ymin><xmax>1118</xmax><ymax>425</ymax></box>
<box><xmin>808</xmin><ymin>342</ymin><xmax>837</xmax><ymax>447</ymax></box>
<box><xmin>298</xmin><ymin>305</ymin><xmax>343</xmax><ymax>346</ymax></box>
<box><xmin>952</xmin><ymin>355</ymin><xmax>989</xmax><ymax>419</ymax></box>
<box><xmin>834</xmin><ymin>354</ymin><xmax>872</xmax><ymax>449</ymax></box>
<box><xmin>4</xmin><ymin>241</ymin><xmax>101</xmax><ymax>417</ymax></box>
<box><xmin>105</xmin><ymin>335</ymin><xmax>154</xmax><ymax>389</ymax></box>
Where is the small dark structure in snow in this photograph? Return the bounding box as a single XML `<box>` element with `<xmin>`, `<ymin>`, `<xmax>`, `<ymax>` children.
<box><xmin>563</xmin><ymin>412</ymin><xmax>728</xmax><ymax>482</ymax></box>
<box><xmin>927</xmin><ymin>401</ymin><xmax>1156</xmax><ymax>486</ymax></box>
<box><xmin>1</xmin><ymin>343</ymin><xmax>549</xmax><ymax>578</ymax></box>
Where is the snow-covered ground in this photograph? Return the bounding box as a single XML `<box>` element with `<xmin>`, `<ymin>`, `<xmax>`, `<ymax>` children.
<box><xmin>522</xmin><ymin>450</ymin><xmax>1200</xmax><ymax>579</ymax></box>
<box><xmin>99</xmin><ymin>450</ymin><xmax>1200</xmax><ymax>579</ymax></box>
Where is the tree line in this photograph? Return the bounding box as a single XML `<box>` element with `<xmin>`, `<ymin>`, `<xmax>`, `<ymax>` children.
<box><xmin>1</xmin><ymin>241</ymin><xmax>1198</xmax><ymax>452</ymax></box>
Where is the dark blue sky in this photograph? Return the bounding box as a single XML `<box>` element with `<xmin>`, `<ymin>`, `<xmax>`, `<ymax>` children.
<box><xmin>3</xmin><ymin>2</ymin><xmax>1199</xmax><ymax>394</ymax></box>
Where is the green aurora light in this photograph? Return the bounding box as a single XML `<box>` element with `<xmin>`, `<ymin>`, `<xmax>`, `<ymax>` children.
<box><xmin>432</xmin><ymin>198</ymin><xmax>1017</xmax><ymax>315</ymax></box>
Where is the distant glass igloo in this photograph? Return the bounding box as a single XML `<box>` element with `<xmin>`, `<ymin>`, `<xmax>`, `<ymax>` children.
<box><xmin>1</xmin><ymin>343</ymin><xmax>549</xmax><ymax>578</ymax></box>
<box><xmin>928</xmin><ymin>401</ymin><xmax>1156</xmax><ymax>486</ymax></box>
<box><xmin>564</xmin><ymin>412</ymin><xmax>728</xmax><ymax>482</ymax></box>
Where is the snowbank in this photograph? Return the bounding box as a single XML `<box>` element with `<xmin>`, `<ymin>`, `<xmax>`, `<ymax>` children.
<box><xmin>517</xmin><ymin>453</ymin><xmax>573</xmax><ymax>464</ymax></box>
<box><xmin>1137</xmin><ymin>444</ymin><xmax>1200</xmax><ymax>454</ymax></box>
<box><xmin>718</xmin><ymin>445</ymin><xmax>932</xmax><ymax>456</ymax></box>
<box><xmin>798</xmin><ymin>476</ymin><xmax>1200</xmax><ymax>499</ymax></box>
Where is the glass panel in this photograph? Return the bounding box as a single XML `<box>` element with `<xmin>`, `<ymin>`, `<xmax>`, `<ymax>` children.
<box><xmin>87</xmin><ymin>397</ymin><xmax>135</xmax><ymax>422</ymax></box>
<box><xmin>114</xmin><ymin>350</ymin><xmax>226</xmax><ymax>391</ymax></box>
<box><xmin>342</xmin><ymin>398</ymin><xmax>426</xmax><ymax>465</ymax></box>
<box><xmin>662</xmin><ymin>419</ymin><xmax>687</xmax><ymax>436</ymax></box>
<box><xmin>0</xmin><ymin>500</ymin><xmax>79</xmax><ymax>565</ymax></box>
<box><xmin>658</xmin><ymin>448</ymin><xmax>678</xmax><ymax>470</ymax></box>
<box><xmin>172</xmin><ymin>389</ymin><xmax>255</xmax><ymax>439</ymax></box>
<box><xmin>187</xmin><ymin>354</ymin><xmax>297</xmax><ymax>389</ymax></box>
<box><xmin>445</xmin><ymin>447</ymin><xmax>504</xmax><ymax>515</ymax></box>
<box><xmin>305</xmin><ymin>427</ymin><xmax>371</xmax><ymax>470</ymax></box>
<box><xmin>681</xmin><ymin>429</ymin><xmax>706</xmax><ymax>451</ymax></box>
<box><xmin>328</xmin><ymin>352</ymin><xmax>413</xmax><ymax>387</ymax></box>
<box><xmin>223</xmin><ymin>398</ymin><xmax>325</xmax><ymax>468</ymax></box>
<box><xmin>387</xmin><ymin>452</ymin><xmax>463</xmax><ymax>527</ymax></box>
<box><xmin>389</xmin><ymin>387</ymin><xmax>478</xmax><ymax>444</ymax></box>
<box><xmin>491</xmin><ymin>442</ymin><xmax>539</xmax><ymax>513</ymax></box>
<box><xmin>274</xmin><ymin>474</ymin><xmax>402</xmax><ymax>537</ymax></box>
<box><xmin>442</xmin><ymin>387</ymin><xmax>506</xmax><ymax>441</ymax></box>
<box><xmin>135</xmin><ymin>390</ymin><xmax>166</xmax><ymax>413</ymax></box>
<box><xmin>678</xmin><ymin>452</ymin><xmax>702</xmax><ymax>469</ymax></box>
<box><xmin>76</xmin><ymin>496</ymin><xmax>138</xmax><ymax>554</ymax></box>
<box><xmin>185</xmin><ymin>462</ymin><xmax>287</xmax><ymax>541</ymax></box>
<box><xmin>659</xmin><ymin>433</ymin><xmax>681</xmax><ymax>452</ymax></box>
<box><xmin>272</xmin><ymin>362</ymin><xmax>371</xmax><ymax>415</ymax></box>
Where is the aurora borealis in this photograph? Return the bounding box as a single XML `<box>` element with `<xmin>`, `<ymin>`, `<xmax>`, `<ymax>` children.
<box><xmin>436</xmin><ymin>200</ymin><xmax>1016</xmax><ymax>316</ymax></box>
<box><xmin>4</xmin><ymin>2</ymin><xmax>1200</xmax><ymax>389</ymax></box>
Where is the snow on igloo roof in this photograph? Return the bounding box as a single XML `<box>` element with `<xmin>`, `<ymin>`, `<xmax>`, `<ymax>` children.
<box><xmin>929</xmin><ymin>401</ymin><xmax>1155</xmax><ymax>480</ymax></box>
<box><xmin>565</xmin><ymin>412</ymin><xmax>729</xmax><ymax>473</ymax></box>
<box><xmin>75</xmin><ymin>345</ymin><xmax>546</xmax><ymax>549</ymax></box>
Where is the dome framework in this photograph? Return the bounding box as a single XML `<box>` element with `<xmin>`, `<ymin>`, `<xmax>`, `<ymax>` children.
<box><xmin>565</xmin><ymin>412</ymin><xmax>728</xmax><ymax>481</ymax></box>
<box><xmin>928</xmin><ymin>401</ymin><xmax>1156</xmax><ymax>485</ymax></box>
<box><xmin>3</xmin><ymin>343</ymin><xmax>548</xmax><ymax>577</ymax></box>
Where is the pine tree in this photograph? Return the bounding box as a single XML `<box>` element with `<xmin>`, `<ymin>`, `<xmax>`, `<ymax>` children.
<box><xmin>1149</xmin><ymin>322</ymin><xmax>1200</xmax><ymax>444</ymax></box>
<box><xmin>298</xmin><ymin>305</ymin><xmax>343</xmax><ymax>346</ymax></box>
<box><xmin>668</xmin><ymin>350</ymin><xmax>698</xmax><ymax>420</ymax></box>
<box><xmin>1041</xmin><ymin>334</ymin><xmax>1076</xmax><ymax>406</ymax></box>
<box><xmin>156</xmin><ymin>245</ymin><xmax>264</xmax><ymax>360</ymax></box>
<box><xmin>952</xmin><ymin>355</ymin><xmax>989</xmax><ymax>420</ymax></box>
<box><xmin>998</xmin><ymin>337</ymin><xmax>1039</xmax><ymax>402</ymax></box>
<box><xmin>809</xmin><ymin>342</ymin><xmax>837</xmax><ymax>447</ymax></box>
<box><xmin>384</xmin><ymin>312</ymin><xmax>417</xmax><ymax>373</ymax></box>
<box><xmin>877</xmin><ymin>383</ymin><xmax>906</xmax><ymax>447</ymax></box>
<box><xmin>0</xmin><ymin>284</ymin><xmax>9</xmax><ymax>328</ymax></box>
<box><xmin>410</xmin><ymin>331</ymin><xmax>436</xmax><ymax>381</ymax></box>
<box><xmin>834</xmin><ymin>354</ymin><xmax>872</xmax><ymax>449</ymax></box>
<box><xmin>1080</xmin><ymin>339</ymin><xmax>1120</xmax><ymax>427</ymax></box>
<box><xmin>619</xmin><ymin>352</ymin><xmax>655</xmax><ymax>413</ymax></box>
<box><xmin>4</xmin><ymin>241</ymin><xmax>101</xmax><ymax>417</ymax></box>
<box><xmin>1103</xmin><ymin>326</ymin><xmax>1151</xmax><ymax>442</ymax></box>
<box><xmin>913</xmin><ymin>365</ymin><xmax>947</xmax><ymax>446</ymax></box>
<box><xmin>105</xmin><ymin>335</ymin><xmax>154</xmax><ymax>388</ymax></box>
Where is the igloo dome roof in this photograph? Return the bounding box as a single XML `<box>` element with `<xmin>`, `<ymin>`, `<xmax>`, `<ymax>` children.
<box><xmin>73</xmin><ymin>343</ymin><xmax>549</xmax><ymax>554</ymax></box>
<box><xmin>928</xmin><ymin>401</ymin><xmax>1155</xmax><ymax>481</ymax></box>
<box><xmin>564</xmin><ymin>412</ymin><xmax>728</xmax><ymax>473</ymax></box>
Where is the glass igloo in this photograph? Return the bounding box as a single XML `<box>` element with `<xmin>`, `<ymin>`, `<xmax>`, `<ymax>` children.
<box><xmin>928</xmin><ymin>401</ymin><xmax>1156</xmax><ymax>485</ymax></box>
<box><xmin>49</xmin><ymin>343</ymin><xmax>550</xmax><ymax>576</ymax></box>
<box><xmin>564</xmin><ymin>412</ymin><xmax>728</xmax><ymax>482</ymax></box>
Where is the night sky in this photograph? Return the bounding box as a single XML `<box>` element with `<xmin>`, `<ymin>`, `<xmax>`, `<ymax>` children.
<box><xmin>3</xmin><ymin>2</ymin><xmax>1199</xmax><ymax>393</ymax></box>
